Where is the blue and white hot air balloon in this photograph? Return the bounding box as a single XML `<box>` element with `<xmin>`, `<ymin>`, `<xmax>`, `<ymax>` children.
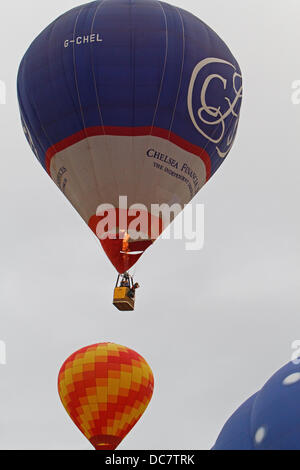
<box><xmin>18</xmin><ymin>0</ymin><xmax>242</xmax><ymax>275</ymax></box>
<box><xmin>213</xmin><ymin>361</ymin><xmax>300</xmax><ymax>450</ymax></box>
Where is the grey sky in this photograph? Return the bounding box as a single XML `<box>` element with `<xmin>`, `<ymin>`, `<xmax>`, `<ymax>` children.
<box><xmin>0</xmin><ymin>0</ymin><xmax>299</xmax><ymax>449</ymax></box>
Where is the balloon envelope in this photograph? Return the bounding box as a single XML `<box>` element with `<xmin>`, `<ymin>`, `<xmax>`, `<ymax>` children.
<box><xmin>18</xmin><ymin>0</ymin><xmax>242</xmax><ymax>273</ymax></box>
<box><xmin>58</xmin><ymin>343</ymin><xmax>154</xmax><ymax>450</ymax></box>
<box><xmin>213</xmin><ymin>362</ymin><xmax>300</xmax><ymax>450</ymax></box>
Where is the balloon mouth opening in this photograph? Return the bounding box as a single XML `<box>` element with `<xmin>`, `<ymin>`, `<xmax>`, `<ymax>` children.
<box><xmin>90</xmin><ymin>434</ymin><xmax>122</xmax><ymax>450</ymax></box>
<box><xmin>120</xmin><ymin>250</ymin><xmax>144</xmax><ymax>255</ymax></box>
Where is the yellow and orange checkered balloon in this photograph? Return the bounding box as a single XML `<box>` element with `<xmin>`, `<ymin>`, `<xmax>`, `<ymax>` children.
<box><xmin>58</xmin><ymin>343</ymin><xmax>154</xmax><ymax>450</ymax></box>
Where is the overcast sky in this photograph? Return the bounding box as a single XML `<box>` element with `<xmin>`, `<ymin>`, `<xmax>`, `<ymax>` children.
<box><xmin>0</xmin><ymin>0</ymin><xmax>299</xmax><ymax>450</ymax></box>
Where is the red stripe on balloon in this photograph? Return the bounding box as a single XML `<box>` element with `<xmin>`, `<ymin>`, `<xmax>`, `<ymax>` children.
<box><xmin>45</xmin><ymin>126</ymin><xmax>211</xmax><ymax>180</ymax></box>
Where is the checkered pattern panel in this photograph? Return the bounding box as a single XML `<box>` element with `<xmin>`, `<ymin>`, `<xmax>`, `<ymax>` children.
<box><xmin>58</xmin><ymin>343</ymin><xmax>154</xmax><ymax>449</ymax></box>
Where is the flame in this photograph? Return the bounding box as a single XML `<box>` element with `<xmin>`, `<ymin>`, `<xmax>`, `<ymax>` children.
<box><xmin>122</xmin><ymin>231</ymin><xmax>130</xmax><ymax>253</ymax></box>
<box><xmin>120</xmin><ymin>230</ymin><xmax>130</xmax><ymax>272</ymax></box>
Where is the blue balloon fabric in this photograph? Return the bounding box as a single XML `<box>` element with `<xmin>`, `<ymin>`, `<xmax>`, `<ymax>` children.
<box><xmin>213</xmin><ymin>361</ymin><xmax>300</xmax><ymax>450</ymax></box>
<box><xmin>212</xmin><ymin>393</ymin><xmax>258</xmax><ymax>450</ymax></box>
<box><xmin>17</xmin><ymin>0</ymin><xmax>242</xmax><ymax>176</ymax></box>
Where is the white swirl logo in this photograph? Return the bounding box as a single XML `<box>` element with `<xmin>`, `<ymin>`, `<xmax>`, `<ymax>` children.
<box><xmin>187</xmin><ymin>58</ymin><xmax>243</xmax><ymax>158</ymax></box>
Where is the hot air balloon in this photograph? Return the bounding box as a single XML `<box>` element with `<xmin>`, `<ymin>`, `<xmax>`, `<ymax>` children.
<box><xmin>17</xmin><ymin>0</ymin><xmax>243</xmax><ymax>305</ymax></box>
<box><xmin>58</xmin><ymin>343</ymin><xmax>154</xmax><ymax>450</ymax></box>
<box><xmin>213</xmin><ymin>361</ymin><xmax>300</xmax><ymax>450</ymax></box>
